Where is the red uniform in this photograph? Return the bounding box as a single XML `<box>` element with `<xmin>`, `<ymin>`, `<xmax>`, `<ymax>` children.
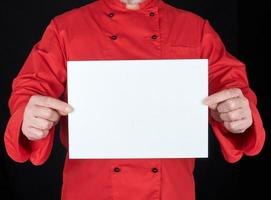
<box><xmin>4</xmin><ymin>0</ymin><xmax>265</xmax><ymax>199</ymax></box>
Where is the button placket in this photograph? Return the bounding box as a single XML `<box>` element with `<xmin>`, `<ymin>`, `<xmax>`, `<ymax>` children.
<box><xmin>150</xmin><ymin>160</ymin><xmax>162</xmax><ymax>199</ymax></box>
<box><xmin>106</xmin><ymin>10</ymin><xmax>118</xmax><ymax>43</ymax></box>
<box><xmin>110</xmin><ymin>159</ymin><xmax>162</xmax><ymax>199</ymax></box>
<box><xmin>146</xmin><ymin>7</ymin><xmax>161</xmax><ymax>56</ymax></box>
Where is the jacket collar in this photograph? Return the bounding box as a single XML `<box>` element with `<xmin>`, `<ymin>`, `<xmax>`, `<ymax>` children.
<box><xmin>101</xmin><ymin>0</ymin><xmax>160</xmax><ymax>11</ymax></box>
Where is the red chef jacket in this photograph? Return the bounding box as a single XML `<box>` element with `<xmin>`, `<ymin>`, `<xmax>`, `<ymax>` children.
<box><xmin>4</xmin><ymin>0</ymin><xmax>266</xmax><ymax>199</ymax></box>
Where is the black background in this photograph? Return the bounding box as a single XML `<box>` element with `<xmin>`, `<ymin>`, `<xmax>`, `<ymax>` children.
<box><xmin>0</xmin><ymin>1</ymin><xmax>270</xmax><ymax>199</ymax></box>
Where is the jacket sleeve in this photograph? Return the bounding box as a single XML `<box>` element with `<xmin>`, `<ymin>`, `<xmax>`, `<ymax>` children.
<box><xmin>201</xmin><ymin>20</ymin><xmax>265</xmax><ymax>163</ymax></box>
<box><xmin>4</xmin><ymin>19</ymin><xmax>67</xmax><ymax>166</ymax></box>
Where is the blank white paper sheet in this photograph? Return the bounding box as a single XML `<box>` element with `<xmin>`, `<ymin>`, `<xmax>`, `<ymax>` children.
<box><xmin>67</xmin><ymin>59</ymin><xmax>208</xmax><ymax>159</ymax></box>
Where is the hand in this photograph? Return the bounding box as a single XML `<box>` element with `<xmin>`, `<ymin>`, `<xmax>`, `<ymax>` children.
<box><xmin>203</xmin><ymin>88</ymin><xmax>253</xmax><ymax>134</ymax></box>
<box><xmin>21</xmin><ymin>95</ymin><xmax>73</xmax><ymax>141</ymax></box>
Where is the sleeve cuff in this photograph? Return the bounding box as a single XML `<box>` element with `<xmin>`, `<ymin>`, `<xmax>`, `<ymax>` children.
<box><xmin>4</xmin><ymin>105</ymin><xmax>55</xmax><ymax>166</ymax></box>
<box><xmin>210</xmin><ymin>102</ymin><xmax>265</xmax><ymax>163</ymax></box>
<box><xmin>4</xmin><ymin>106</ymin><xmax>30</xmax><ymax>163</ymax></box>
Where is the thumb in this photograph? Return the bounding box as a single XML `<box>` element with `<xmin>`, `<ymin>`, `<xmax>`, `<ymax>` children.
<box><xmin>203</xmin><ymin>88</ymin><xmax>242</xmax><ymax>110</ymax></box>
<box><xmin>202</xmin><ymin>98</ymin><xmax>217</xmax><ymax>110</ymax></box>
<box><xmin>34</xmin><ymin>96</ymin><xmax>73</xmax><ymax>115</ymax></box>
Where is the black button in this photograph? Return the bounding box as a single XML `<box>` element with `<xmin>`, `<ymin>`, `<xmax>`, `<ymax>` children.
<box><xmin>152</xmin><ymin>167</ymin><xmax>158</xmax><ymax>173</ymax></box>
<box><xmin>149</xmin><ymin>12</ymin><xmax>155</xmax><ymax>17</ymax></box>
<box><xmin>114</xmin><ymin>167</ymin><xmax>121</xmax><ymax>172</ymax></box>
<box><xmin>111</xmin><ymin>35</ymin><xmax>118</xmax><ymax>40</ymax></box>
<box><xmin>108</xmin><ymin>13</ymin><xmax>114</xmax><ymax>18</ymax></box>
<box><xmin>151</xmin><ymin>35</ymin><xmax>158</xmax><ymax>40</ymax></box>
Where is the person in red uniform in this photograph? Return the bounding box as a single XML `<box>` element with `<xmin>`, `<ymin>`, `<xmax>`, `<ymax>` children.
<box><xmin>4</xmin><ymin>0</ymin><xmax>265</xmax><ymax>199</ymax></box>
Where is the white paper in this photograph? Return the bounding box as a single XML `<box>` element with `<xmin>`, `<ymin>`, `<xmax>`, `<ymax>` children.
<box><xmin>67</xmin><ymin>59</ymin><xmax>208</xmax><ymax>159</ymax></box>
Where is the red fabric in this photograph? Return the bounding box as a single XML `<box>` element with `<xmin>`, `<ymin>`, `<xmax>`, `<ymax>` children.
<box><xmin>4</xmin><ymin>0</ymin><xmax>265</xmax><ymax>199</ymax></box>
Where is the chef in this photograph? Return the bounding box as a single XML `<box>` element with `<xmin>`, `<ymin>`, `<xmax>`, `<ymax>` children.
<box><xmin>4</xmin><ymin>0</ymin><xmax>265</xmax><ymax>199</ymax></box>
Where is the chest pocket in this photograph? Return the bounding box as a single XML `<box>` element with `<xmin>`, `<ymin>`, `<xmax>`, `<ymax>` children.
<box><xmin>166</xmin><ymin>45</ymin><xmax>200</xmax><ymax>59</ymax></box>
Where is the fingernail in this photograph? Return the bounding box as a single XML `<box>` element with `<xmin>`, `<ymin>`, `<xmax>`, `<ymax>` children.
<box><xmin>65</xmin><ymin>105</ymin><xmax>73</xmax><ymax>113</ymax></box>
<box><xmin>202</xmin><ymin>98</ymin><xmax>209</xmax><ymax>105</ymax></box>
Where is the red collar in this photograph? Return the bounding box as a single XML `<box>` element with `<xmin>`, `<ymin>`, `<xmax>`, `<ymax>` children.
<box><xmin>101</xmin><ymin>0</ymin><xmax>160</xmax><ymax>11</ymax></box>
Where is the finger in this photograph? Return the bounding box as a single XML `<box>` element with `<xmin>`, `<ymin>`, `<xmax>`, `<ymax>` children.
<box><xmin>31</xmin><ymin>117</ymin><xmax>54</xmax><ymax>130</ymax></box>
<box><xmin>25</xmin><ymin>127</ymin><xmax>49</xmax><ymax>141</ymax></box>
<box><xmin>224</xmin><ymin>119</ymin><xmax>249</xmax><ymax>134</ymax></box>
<box><xmin>220</xmin><ymin>108</ymin><xmax>246</xmax><ymax>122</ymax></box>
<box><xmin>31</xmin><ymin>95</ymin><xmax>73</xmax><ymax>115</ymax></box>
<box><xmin>33</xmin><ymin>105</ymin><xmax>60</xmax><ymax>122</ymax></box>
<box><xmin>210</xmin><ymin>110</ymin><xmax>223</xmax><ymax>123</ymax></box>
<box><xmin>217</xmin><ymin>97</ymin><xmax>242</xmax><ymax>113</ymax></box>
<box><xmin>203</xmin><ymin>88</ymin><xmax>243</xmax><ymax>110</ymax></box>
